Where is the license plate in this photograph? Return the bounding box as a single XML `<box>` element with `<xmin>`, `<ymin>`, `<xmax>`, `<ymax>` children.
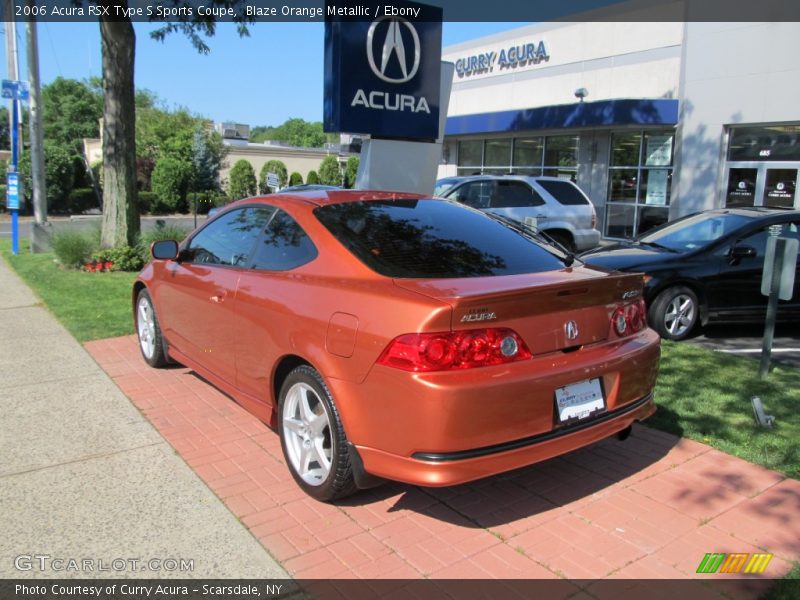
<box><xmin>555</xmin><ymin>378</ymin><xmax>605</xmax><ymax>423</ymax></box>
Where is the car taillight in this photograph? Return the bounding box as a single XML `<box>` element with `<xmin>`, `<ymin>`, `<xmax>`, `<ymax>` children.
<box><xmin>612</xmin><ymin>299</ymin><xmax>647</xmax><ymax>337</ymax></box>
<box><xmin>377</xmin><ymin>328</ymin><xmax>532</xmax><ymax>372</ymax></box>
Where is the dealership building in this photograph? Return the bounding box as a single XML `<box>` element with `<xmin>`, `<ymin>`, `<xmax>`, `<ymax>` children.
<box><xmin>437</xmin><ymin>20</ymin><xmax>800</xmax><ymax>238</ymax></box>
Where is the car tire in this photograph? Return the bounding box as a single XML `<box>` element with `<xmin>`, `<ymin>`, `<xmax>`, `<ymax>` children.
<box><xmin>278</xmin><ymin>365</ymin><xmax>357</xmax><ymax>502</ymax></box>
<box><xmin>545</xmin><ymin>231</ymin><xmax>576</xmax><ymax>253</ymax></box>
<box><xmin>649</xmin><ymin>286</ymin><xmax>699</xmax><ymax>341</ymax></box>
<box><xmin>135</xmin><ymin>288</ymin><xmax>169</xmax><ymax>368</ymax></box>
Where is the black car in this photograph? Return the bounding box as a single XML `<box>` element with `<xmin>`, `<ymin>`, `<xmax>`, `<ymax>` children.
<box><xmin>580</xmin><ymin>208</ymin><xmax>800</xmax><ymax>340</ymax></box>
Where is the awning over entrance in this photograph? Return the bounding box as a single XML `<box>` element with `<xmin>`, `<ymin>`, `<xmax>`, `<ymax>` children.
<box><xmin>445</xmin><ymin>99</ymin><xmax>679</xmax><ymax>136</ymax></box>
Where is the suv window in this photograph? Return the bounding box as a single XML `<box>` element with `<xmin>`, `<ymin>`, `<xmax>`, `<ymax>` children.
<box><xmin>314</xmin><ymin>199</ymin><xmax>566</xmax><ymax>278</ymax></box>
<box><xmin>250</xmin><ymin>210</ymin><xmax>318</xmax><ymax>271</ymax></box>
<box><xmin>491</xmin><ymin>180</ymin><xmax>545</xmax><ymax>208</ymax></box>
<box><xmin>537</xmin><ymin>180</ymin><xmax>590</xmax><ymax>206</ymax></box>
<box><xmin>449</xmin><ymin>181</ymin><xmax>492</xmax><ymax>209</ymax></box>
<box><xmin>186</xmin><ymin>207</ymin><xmax>273</xmax><ymax>266</ymax></box>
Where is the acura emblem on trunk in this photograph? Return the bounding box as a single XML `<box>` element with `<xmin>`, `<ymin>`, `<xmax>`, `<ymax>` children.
<box><xmin>565</xmin><ymin>320</ymin><xmax>579</xmax><ymax>340</ymax></box>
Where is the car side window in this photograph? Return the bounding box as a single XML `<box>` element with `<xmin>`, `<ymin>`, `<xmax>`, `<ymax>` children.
<box><xmin>491</xmin><ymin>181</ymin><xmax>545</xmax><ymax>208</ymax></box>
<box><xmin>186</xmin><ymin>207</ymin><xmax>273</xmax><ymax>267</ymax></box>
<box><xmin>450</xmin><ymin>181</ymin><xmax>492</xmax><ymax>209</ymax></box>
<box><xmin>250</xmin><ymin>209</ymin><xmax>318</xmax><ymax>271</ymax></box>
<box><xmin>726</xmin><ymin>223</ymin><xmax>799</xmax><ymax>259</ymax></box>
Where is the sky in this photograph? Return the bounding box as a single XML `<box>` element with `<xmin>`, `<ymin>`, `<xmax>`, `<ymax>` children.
<box><xmin>1</xmin><ymin>20</ymin><xmax>526</xmax><ymax>127</ymax></box>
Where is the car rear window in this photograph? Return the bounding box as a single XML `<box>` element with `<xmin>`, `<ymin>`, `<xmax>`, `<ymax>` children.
<box><xmin>537</xmin><ymin>180</ymin><xmax>590</xmax><ymax>205</ymax></box>
<box><xmin>314</xmin><ymin>199</ymin><xmax>566</xmax><ymax>278</ymax></box>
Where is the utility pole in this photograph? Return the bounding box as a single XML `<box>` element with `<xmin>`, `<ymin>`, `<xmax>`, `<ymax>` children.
<box><xmin>4</xmin><ymin>0</ymin><xmax>23</xmax><ymax>255</ymax></box>
<box><xmin>26</xmin><ymin>2</ymin><xmax>49</xmax><ymax>252</ymax></box>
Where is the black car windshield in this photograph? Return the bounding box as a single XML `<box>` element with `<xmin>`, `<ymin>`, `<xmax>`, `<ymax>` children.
<box><xmin>639</xmin><ymin>212</ymin><xmax>754</xmax><ymax>252</ymax></box>
<box><xmin>314</xmin><ymin>199</ymin><xmax>567</xmax><ymax>278</ymax></box>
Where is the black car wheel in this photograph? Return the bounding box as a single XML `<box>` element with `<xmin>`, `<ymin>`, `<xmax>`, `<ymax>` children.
<box><xmin>278</xmin><ymin>365</ymin><xmax>358</xmax><ymax>502</ymax></box>
<box><xmin>649</xmin><ymin>286</ymin><xmax>699</xmax><ymax>341</ymax></box>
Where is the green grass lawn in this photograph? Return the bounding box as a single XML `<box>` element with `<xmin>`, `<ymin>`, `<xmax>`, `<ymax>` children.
<box><xmin>0</xmin><ymin>239</ymin><xmax>138</xmax><ymax>342</ymax></box>
<box><xmin>2</xmin><ymin>237</ymin><xmax>798</xmax><ymax>479</ymax></box>
<box><xmin>651</xmin><ymin>340</ymin><xmax>799</xmax><ymax>479</ymax></box>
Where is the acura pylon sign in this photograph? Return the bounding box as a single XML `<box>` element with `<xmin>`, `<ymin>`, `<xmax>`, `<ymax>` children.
<box><xmin>324</xmin><ymin>1</ymin><xmax>442</xmax><ymax>141</ymax></box>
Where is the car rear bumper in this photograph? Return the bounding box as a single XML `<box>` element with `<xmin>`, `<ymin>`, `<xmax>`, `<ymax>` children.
<box><xmin>328</xmin><ymin>328</ymin><xmax>660</xmax><ymax>486</ymax></box>
<box><xmin>574</xmin><ymin>229</ymin><xmax>602</xmax><ymax>251</ymax></box>
<box><xmin>354</xmin><ymin>392</ymin><xmax>655</xmax><ymax>487</ymax></box>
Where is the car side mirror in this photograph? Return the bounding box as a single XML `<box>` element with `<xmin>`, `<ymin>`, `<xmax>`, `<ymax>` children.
<box><xmin>151</xmin><ymin>240</ymin><xmax>179</xmax><ymax>260</ymax></box>
<box><xmin>729</xmin><ymin>245</ymin><xmax>756</xmax><ymax>260</ymax></box>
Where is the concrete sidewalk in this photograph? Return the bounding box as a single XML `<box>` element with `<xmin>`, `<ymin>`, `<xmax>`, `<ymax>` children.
<box><xmin>0</xmin><ymin>256</ymin><xmax>286</xmax><ymax>579</ymax></box>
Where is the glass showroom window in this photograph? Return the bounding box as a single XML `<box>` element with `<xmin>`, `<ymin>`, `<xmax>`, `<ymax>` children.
<box><xmin>543</xmin><ymin>135</ymin><xmax>578</xmax><ymax>180</ymax></box>
<box><xmin>456</xmin><ymin>140</ymin><xmax>483</xmax><ymax>176</ymax></box>
<box><xmin>606</xmin><ymin>130</ymin><xmax>674</xmax><ymax>239</ymax></box>
<box><xmin>512</xmin><ymin>137</ymin><xmax>544</xmax><ymax>176</ymax></box>
<box><xmin>482</xmin><ymin>139</ymin><xmax>512</xmax><ymax>175</ymax></box>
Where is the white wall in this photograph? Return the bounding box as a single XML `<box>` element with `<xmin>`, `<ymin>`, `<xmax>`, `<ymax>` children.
<box><xmin>443</xmin><ymin>21</ymin><xmax>683</xmax><ymax>116</ymax></box>
<box><xmin>672</xmin><ymin>22</ymin><xmax>800</xmax><ymax>216</ymax></box>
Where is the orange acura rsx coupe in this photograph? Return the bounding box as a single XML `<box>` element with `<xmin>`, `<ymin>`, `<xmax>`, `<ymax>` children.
<box><xmin>134</xmin><ymin>190</ymin><xmax>660</xmax><ymax>501</ymax></box>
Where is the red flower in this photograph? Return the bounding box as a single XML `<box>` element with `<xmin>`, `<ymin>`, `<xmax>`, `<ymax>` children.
<box><xmin>104</xmin><ymin>261</ymin><xmax>113</xmax><ymax>271</ymax></box>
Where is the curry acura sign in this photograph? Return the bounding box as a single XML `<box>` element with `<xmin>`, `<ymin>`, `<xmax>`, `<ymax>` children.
<box><xmin>323</xmin><ymin>1</ymin><xmax>442</xmax><ymax>141</ymax></box>
<box><xmin>454</xmin><ymin>40</ymin><xmax>550</xmax><ymax>78</ymax></box>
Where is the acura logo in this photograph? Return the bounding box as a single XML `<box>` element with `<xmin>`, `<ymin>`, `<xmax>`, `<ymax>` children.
<box><xmin>366</xmin><ymin>17</ymin><xmax>421</xmax><ymax>84</ymax></box>
<box><xmin>565</xmin><ymin>320</ymin><xmax>579</xmax><ymax>340</ymax></box>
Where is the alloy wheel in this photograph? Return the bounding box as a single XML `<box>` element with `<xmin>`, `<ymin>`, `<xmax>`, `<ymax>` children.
<box><xmin>282</xmin><ymin>382</ymin><xmax>333</xmax><ymax>486</ymax></box>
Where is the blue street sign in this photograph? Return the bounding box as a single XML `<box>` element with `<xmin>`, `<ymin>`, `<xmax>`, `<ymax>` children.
<box><xmin>6</xmin><ymin>172</ymin><xmax>20</xmax><ymax>210</ymax></box>
<box><xmin>2</xmin><ymin>79</ymin><xmax>30</xmax><ymax>101</ymax></box>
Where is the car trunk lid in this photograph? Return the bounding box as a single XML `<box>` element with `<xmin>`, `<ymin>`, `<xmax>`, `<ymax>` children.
<box><xmin>393</xmin><ymin>267</ymin><xmax>644</xmax><ymax>355</ymax></box>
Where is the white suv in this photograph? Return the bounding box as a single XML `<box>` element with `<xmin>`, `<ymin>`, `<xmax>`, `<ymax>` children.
<box><xmin>438</xmin><ymin>175</ymin><xmax>601</xmax><ymax>251</ymax></box>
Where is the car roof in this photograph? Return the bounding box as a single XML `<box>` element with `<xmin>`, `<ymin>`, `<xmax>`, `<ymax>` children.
<box><xmin>222</xmin><ymin>189</ymin><xmax>428</xmax><ymax>211</ymax></box>
<box><xmin>441</xmin><ymin>175</ymin><xmax>576</xmax><ymax>184</ymax></box>
<box><xmin>700</xmin><ymin>206</ymin><xmax>800</xmax><ymax>218</ymax></box>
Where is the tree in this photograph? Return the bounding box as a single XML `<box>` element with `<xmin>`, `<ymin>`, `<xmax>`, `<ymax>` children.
<box><xmin>191</xmin><ymin>126</ymin><xmax>224</xmax><ymax>192</ymax></box>
<box><xmin>41</xmin><ymin>78</ymin><xmax>103</xmax><ymax>156</ymax></box>
<box><xmin>318</xmin><ymin>155</ymin><xmax>341</xmax><ymax>186</ymax></box>
<box><xmin>250</xmin><ymin>118</ymin><xmax>327</xmax><ymax>147</ymax></box>
<box><xmin>307</xmin><ymin>170</ymin><xmax>319</xmax><ymax>185</ymax></box>
<box><xmin>228</xmin><ymin>160</ymin><xmax>257</xmax><ymax>200</ymax></box>
<box><xmin>98</xmin><ymin>0</ymin><xmax>251</xmax><ymax>247</ymax></box>
<box><xmin>259</xmin><ymin>160</ymin><xmax>287</xmax><ymax>193</ymax></box>
<box><xmin>99</xmin><ymin>14</ymin><xmax>139</xmax><ymax>248</ymax></box>
<box><xmin>344</xmin><ymin>156</ymin><xmax>360</xmax><ymax>189</ymax></box>
<box><xmin>0</xmin><ymin>106</ymin><xmax>10</xmax><ymax>151</ymax></box>
<box><xmin>289</xmin><ymin>172</ymin><xmax>303</xmax><ymax>186</ymax></box>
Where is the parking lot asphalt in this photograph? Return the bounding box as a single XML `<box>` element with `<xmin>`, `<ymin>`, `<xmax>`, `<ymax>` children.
<box><xmin>687</xmin><ymin>323</ymin><xmax>800</xmax><ymax>369</ymax></box>
<box><xmin>0</xmin><ymin>257</ymin><xmax>286</xmax><ymax>579</ymax></box>
<box><xmin>84</xmin><ymin>334</ymin><xmax>800</xmax><ymax>594</ymax></box>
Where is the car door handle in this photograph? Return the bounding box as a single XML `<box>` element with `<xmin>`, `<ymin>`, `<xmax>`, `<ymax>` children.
<box><xmin>210</xmin><ymin>292</ymin><xmax>227</xmax><ymax>303</ymax></box>
<box><xmin>536</xmin><ymin>214</ymin><xmax>548</xmax><ymax>219</ymax></box>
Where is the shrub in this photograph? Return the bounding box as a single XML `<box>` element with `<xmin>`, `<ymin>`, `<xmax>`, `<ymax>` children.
<box><xmin>259</xmin><ymin>160</ymin><xmax>288</xmax><ymax>194</ymax></box>
<box><xmin>228</xmin><ymin>160</ymin><xmax>257</xmax><ymax>199</ymax></box>
<box><xmin>151</xmin><ymin>157</ymin><xmax>191</xmax><ymax>214</ymax></box>
<box><xmin>137</xmin><ymin>191</ymin><xmax>158</xmax><ymax>214</ymax></box>
<box><xmin>190</xmin><ymin>190</ymin><xmax>229</xmax><ymax>215</ymax></box>
<box><xmin>91</xmin><ymin>245</ymin><xmax>144</xmax><ymax>272</ymax></box>
<box><xmin>18</xmin><ymin>142</ymin><xmax>76</xmax><ymax>213</ymax></box>
<box><xmin>289</xmin><ymin>171</ymin><xmax>303</xmax><ymax>186</ymax></box>
<box><xmin>306</xmin><ymin>170</ymin><xmax>319</xmax><ymax>185</ymax></box>
<box><xmin>137</xmin><ymin>223</ymin><xmax>190</xmax><ymax>264</ymax></box>
<box><xmin>318</xmin><ymin>155</ymin><xmax>341</xmax><ymax>186</ymax></box>
<box><xmin>67</xmin><ymin>188</ymin><xmax>100</xmax><ymax>214</ymax></box>
<box><xmin>344</xmin><ymin>156</ymin><xmax>359</xmax><ymax>189</ymax></box>
<box><xmin>51</xmin><ymin>229</ymin><xmax>98</xmax><ymax>269</ymax></box>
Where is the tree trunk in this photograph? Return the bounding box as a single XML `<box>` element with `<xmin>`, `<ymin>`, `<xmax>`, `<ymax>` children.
<box><xmin>99</xmin><ymin>7</ymin><xmax>139</xmax><ymax>248</ymax></box>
